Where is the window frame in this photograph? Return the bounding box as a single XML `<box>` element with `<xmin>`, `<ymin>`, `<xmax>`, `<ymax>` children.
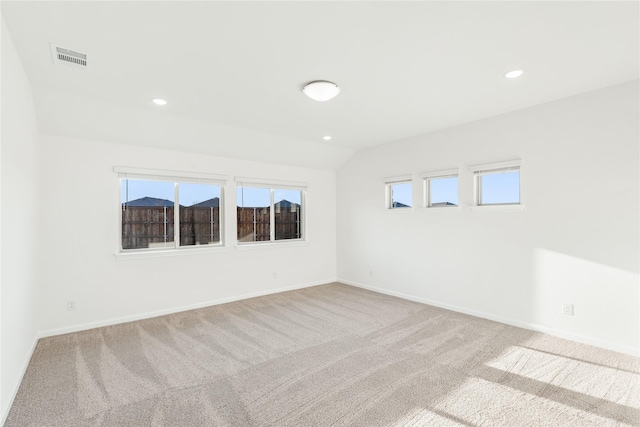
<box><xmin>384</xmin><ymin>175</ymin><xmax>413</xmax><ymax>210</ymax></box>
<box><xmin>469</xmin><ymin>160</ymin><xmax>522</xmax><ymax>207</ymax></box>
<box><xmin>421</xmin><ymin>169</ymin><xmax>459</xmax><ymax>208</ymax></box>
<box><xmin>235</xmin><ymin>177</ymin><xmax>307</xmax><ymax>245</ymax></box>
<box><xmin>115</xmin><ymin>167</ymin><xmax>227</xmax><ymax>254</ymax></box>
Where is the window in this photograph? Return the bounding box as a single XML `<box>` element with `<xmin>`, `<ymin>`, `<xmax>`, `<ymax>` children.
<box><xmin>471</xmin><ymin>160</ymin><xmax>521</xmax><ymax>206</ymax></box>
<box><xmin>121</xmin><ymin>179</ymin><xmax>175</xmax><ymax>250</ymax></box>
<box><xmin>236</xmin><ymin>179</ymin><xmax>305</xmax><ymax>243</ymax></box>
<box><xmin>274</xmin><ymin>189</ymin><xmax>303</xmax><ymax>241</ymax></box>
<box><xmin>385</xmin><ymin>176</ymin><xmax>412</xmax><ymax>209</ymax></box>
<box><xmin>236</xmin><ymin>186</ymin><xmax>270</xmax><ymax>242</ymax></box>
<box><xmin>422</xmin><ymin>169</ymin><xmax>459</xmax><ymax>207</ymax></box>
<box><xmin>178</xmin><ymin>182</ymin><xmax>222</xmax><ymax>247</ymax></box>
<box><xmin>116</xmin><ymin>167</ymin><xmax>226</xmax><ymax>252</ymax></box>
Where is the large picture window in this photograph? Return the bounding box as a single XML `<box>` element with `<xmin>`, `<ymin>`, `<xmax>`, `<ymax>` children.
<box><xmin>236</xmin><ymin>179</ymin><xmax>305</xmax><ymax>243</ymax></box>
<box><xmin>117</xmin><ymin>167</ymin><xmax>225</xmax><ymax>252</ymax></box>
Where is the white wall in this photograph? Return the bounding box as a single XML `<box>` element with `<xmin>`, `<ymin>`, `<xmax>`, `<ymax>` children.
<box><xmin>1</xmin><ymin>19</ymin><xmax>41</xmax><ymax>421</ymax></box>
<box><xmin>33</xmin><ymin>88</ymin><xmax>356</xmax><ymax>171</ymax></box>
<box><xmin>337</xmin><ymin>81</ymin><xmax>640</xmax><ymax>356</ymax></box>
<box><xmin>37</xmin><ymin>135</ymin><xmax>337</xmax><ymax>335</ymax></box>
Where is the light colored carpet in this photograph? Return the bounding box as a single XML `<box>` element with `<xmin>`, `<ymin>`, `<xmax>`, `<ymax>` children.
<box><xmin>6</xmin><ymin>283</ymin><xmax>640</xmax><ymax>426</ymax></box>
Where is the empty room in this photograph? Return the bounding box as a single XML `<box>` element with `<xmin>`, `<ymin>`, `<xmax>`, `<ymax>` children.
<box><xmin>1</xmin><ymin>1</ymin><xmax>638</xmax><ymax>426</ymax></box>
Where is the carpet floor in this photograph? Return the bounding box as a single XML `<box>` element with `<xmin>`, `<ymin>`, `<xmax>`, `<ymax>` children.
<box><xmin>5</xmin><ymin>283</ymin><xmax>640</xmax><ymax>426</ymax></box>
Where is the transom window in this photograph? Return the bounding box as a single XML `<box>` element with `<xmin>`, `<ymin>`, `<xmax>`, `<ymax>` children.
<box><xmin>422</xmin><ymin>169</ymin><xmax>459</xmax><ymax>207</ymax></box>
<box><xmin>471</xmin><ymin>160</ymin><xmax>521</xmax><ymax>206</ymax></box>
<box><xmin>385</xmin><ymin>177</ymin><xmax>413</xmax><ymax>209</ymax></box>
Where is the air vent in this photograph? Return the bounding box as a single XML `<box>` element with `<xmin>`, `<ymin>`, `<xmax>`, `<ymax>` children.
<box><xmin>50</xmin><ymin>44</ymin><xmax>87</xmax><ymax>68</ymax></box>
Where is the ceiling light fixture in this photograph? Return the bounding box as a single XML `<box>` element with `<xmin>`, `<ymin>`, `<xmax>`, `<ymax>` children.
<box><xmin>505</xmin><ymin>70</ymin><xmax>524</xmax><ymax>79</ymax></box>
<box><xmin>152</xmin><ymin>98</ymin><xmax>167</xmax><ymax>106</ymax></box>
<box><xmin>303</xmin><ymin>80</ymin><xmax>340</xmax><ymax>102</ymax></box>
<box><xmin>323</xmin><ymin>136</ymin><xmax>332</xmax><ymax>141</ymax></box>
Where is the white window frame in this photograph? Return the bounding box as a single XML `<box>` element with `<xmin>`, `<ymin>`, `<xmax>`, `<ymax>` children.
<box><xmin>115</xmin><ymin>166</ymin><xmax>227</xmax><ymax>255</ymax></box>
<box><xmin>469</xmin><ymin>160</ymin><xmax>522</xmax><ymax>209</ymax></box>
<box><xmin>421</xmin><ymin>168</ymin><xmax>459</xmax><ymax>208</ymax></box>
<box><xmin>384</xmin><ymin>175</ymin><xmax>413</xmax><ymax>210</ymax></box>
<box><xmin>235</xmin><ymin>177</ymin><xmax>307</xmax><ymax>245</ymax></box>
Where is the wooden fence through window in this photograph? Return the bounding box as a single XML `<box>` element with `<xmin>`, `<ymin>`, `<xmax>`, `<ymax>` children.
<box><xmin>122</xmin><ymin>206</ymin><xmax>220</xmax><ymax>249</ymax></box>
<box><xmin>237</xmin><ymin>206</ymin><xmax>302</xmax><ymax>242</ymax></box>
<box><xmin>122</xmin><ymin>205</ymin><xmax>301</xmax><ymax>249</ymax></box>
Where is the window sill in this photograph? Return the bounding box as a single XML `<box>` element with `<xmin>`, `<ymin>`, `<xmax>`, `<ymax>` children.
<box><xmin>470</xmin><ymin>204</ymin><xmax>524</xmax><ymax>212</ymax></box>
<box><xmin>384</xmin><ymin>207</ymin><xmax>415</xmax><ymax>213</ymax></box>
<box><xmin>419</xmin><ymin>206</ymin><xmax>462</xmax><ymax>213</ymax></box>
<box><xmin>115</xmin><ymin>245</ymin><xmax>227</xmax><ymax>260</ymax></box>
<box><xmin>236</xmin><ymin>240</ymin><xmax>308</xmax><ymax>251</ymax></box>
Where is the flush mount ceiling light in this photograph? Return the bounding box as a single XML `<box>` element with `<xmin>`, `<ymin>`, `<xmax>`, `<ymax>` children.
<box><xmin>505</xmin><ymin>70</ymin><xmax>524</xmax><ymax>79</ymax></box>
<box><xmin>152</xmin><ymin>98</ymin><xmax>167</xmax><ymax>106</ymax></box>
<box><xmin>303</xmin><ymin>80</ymin><xmax>340</xmax><ymax>101</ymax></box>
<box><xmin>323</xmin><ymin>136</ymin><xmax>332</xmax><ymax>141</ymax></box>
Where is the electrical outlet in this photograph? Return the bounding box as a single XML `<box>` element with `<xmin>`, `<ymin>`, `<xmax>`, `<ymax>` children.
<box><xmin>369</xmin><ymin>269</ymin><xmax>373</xmax><ymax>277</ymax></box>
<box><xmin>563</xmin><ymin>303</ymin><xmax>574</xmax><ymax>316</ymax></box>
<box><xmin>67</xmin><ymin>300</ymin><xmax>76</xmax><ymax>311</ymax></box>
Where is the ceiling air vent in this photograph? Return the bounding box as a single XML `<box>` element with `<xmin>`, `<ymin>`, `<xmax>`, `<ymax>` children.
<box><xmin>50</xmin><ymin>44</ymin><xmax>87</xmax><ymax>68</ymax></box>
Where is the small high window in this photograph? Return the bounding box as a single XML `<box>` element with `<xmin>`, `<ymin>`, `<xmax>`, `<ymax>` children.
<box><xmin>422</xmin><ymin>169</ymin><xmax>459</xmax><ymax>207</ymax></box>
<box><xmin>471</xmin><ymin>160</ymin><xmax>521</xmax><ymax>206</ymax></box>
<box><xmin>385</xmin><ymin>177</ymin><xmax>413</xmax><ymax>209</ymax></box>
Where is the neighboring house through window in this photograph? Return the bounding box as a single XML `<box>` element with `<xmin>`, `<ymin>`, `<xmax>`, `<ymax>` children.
<box><xmin>116</xmin><ymin>167</ymin><xmax>226</xmax><ymax>252</ymax></box>
<box><xmin>385</xmin><ymin>175</ymin><xmax>413</xmax><ymax>209</ymax></box>
<box><xmin>421</xmin><ymin>169</ymin><xmax>459</xmax><ymax>208</ymax></box>
<box><xmin>236</xmin><ymin>178</ymin><xmax>306</xmax><ymax>243</ymax></box>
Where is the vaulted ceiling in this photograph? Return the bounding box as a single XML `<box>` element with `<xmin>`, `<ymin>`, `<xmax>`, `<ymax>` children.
<box><xmin>2</xmin><ymin>1</ymin><xmax>638</xmax><ymax>169</ymax></box>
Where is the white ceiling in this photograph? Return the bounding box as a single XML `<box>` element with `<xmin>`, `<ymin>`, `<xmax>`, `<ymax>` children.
<box><xmin>2</xmin><ymin>1</ymin><xmax>638</xmax><ymax>165</ymax></box>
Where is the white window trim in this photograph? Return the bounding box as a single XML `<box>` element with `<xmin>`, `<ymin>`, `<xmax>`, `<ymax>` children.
<box><xmin>470</xmin><ymin>204</ymin><xmax>524</xmax><ymax>212</ymax></box>
<box><xmin>469</xmin><ymin>159</ymin><xmax>521</xmax><ymax>174</ymax></box>
<box><xmin>235</xmin><ymin>178</ymin><xmax>307</xmax><ymax>245</ymax></box>
<box><xmin>420</xmin><ymin>168</ymin><xmax>459</xmax><ymax>208</ymax></box>
<box><xmin>469</xmin><ymin>159</ymin><xmax>523</xmax><ymax>209</ymax></box>
<box><xmin>384</xmin><ymin>175</ymin><xmax>414</xmax><ymax>210</ymax></box>
<box><xmin>115</xmin><ymin>245</ymin><xmax>228</xmax><ymax>260</ymax></box>
<box><xmin>420</xmin><ymin>168</ymin><xmax>459</xmax><ymax>179</ymax></box>
<box><xmin>116</xmin><ymin>167</ymin><xmax>227</xmax><ymax>255</ymax></box>
<box><xmin>114</xmin><ymin>166</ymin><xmax>227</xmax><ymax>185</ymax></box>
<box><xmin>383</xmin><ymin>174</ymin><xmax>413</xmax><ymax>184</ymax></box>
<box><xmin>235</xmin><ymin>176</ymin><xmax>308</xmax><ymax>190</ymax></box>
<box><xmin>235</xmin><ymin>240</ymin><xmax>309</xmax><ymax>251</ymax></box>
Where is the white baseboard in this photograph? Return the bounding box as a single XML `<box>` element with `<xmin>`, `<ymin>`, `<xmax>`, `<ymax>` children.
<box><xmin>339</xmin><ymin>278</ymin><xmax>639</xmax><ymax>358</ymax></box>
<box><xmin>2</xmin><ymin>333</ymin><xmax>39</xmax><ymax>427</ymax></box>
<box><xmin>38</xmin><ymin>278</ymin><xmax>336</xmax><ymax>339</ymax></box>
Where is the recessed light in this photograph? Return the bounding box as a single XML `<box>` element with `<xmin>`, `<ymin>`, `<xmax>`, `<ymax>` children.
<box><xmin>323</xmin><ymin>136</ymin><xmax>332</xmax><ymax>141</ymax></box>
<box><xmin>505</xmin><ymin>70</ymin><xmax>524</xmax><ymax>79</ymax></box>
<box><xmin>152</xmin><ymin>98</ymin><xmax>167</xmax><ymax>106</ymax></box>
<box><xmin>303</xmin><ymin>81</ymin><xmax>340</xmax><ymax>102</ymax></box>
